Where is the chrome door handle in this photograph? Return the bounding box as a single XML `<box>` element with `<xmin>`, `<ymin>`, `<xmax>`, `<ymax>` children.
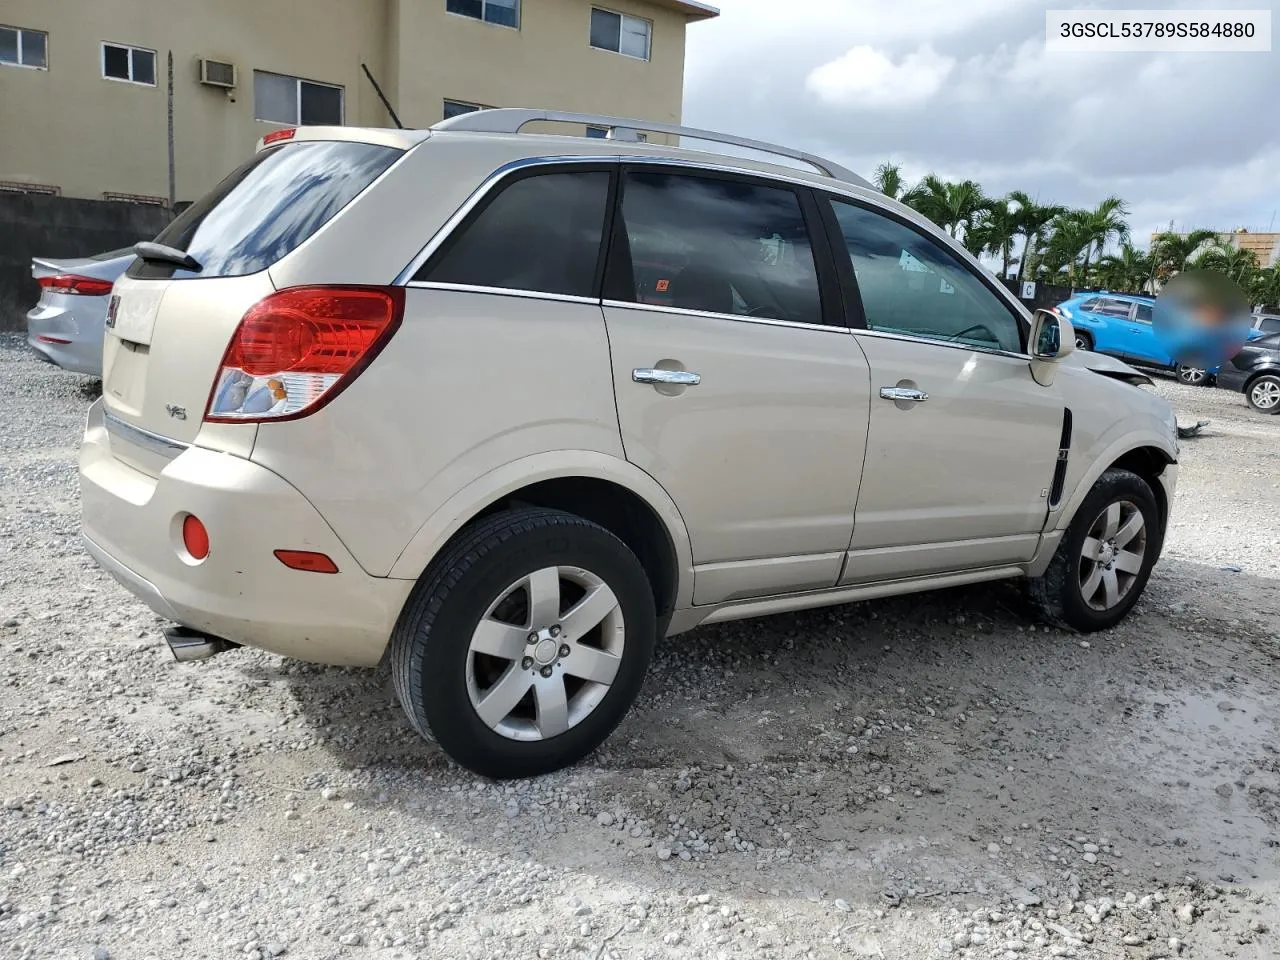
<box><xmin>634</xmin><ymin>368</ymin><xmax>701</xmax><ymax>386</ymax></box>
<box><xmin>879</xmin><ymin>386</ymin><xmax>929</xmax><ymax>402</ymax></box>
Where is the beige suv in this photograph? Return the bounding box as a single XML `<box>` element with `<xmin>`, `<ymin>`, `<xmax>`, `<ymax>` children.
<box><xmin>79</xmin><ymin>110</ymin><xmax>1179</xmax><ymax>778</ymax></box>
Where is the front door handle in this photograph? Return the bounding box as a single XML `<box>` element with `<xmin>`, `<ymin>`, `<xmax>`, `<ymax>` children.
<box><xmin>634</xmin><ymin>368</ymin><xmax>701</xmax><ymax>386</ymax></box>
<box><xmin>879</xmin><ymin>386</ymin><xmax>929</xmax><ymax>402</ymax></box>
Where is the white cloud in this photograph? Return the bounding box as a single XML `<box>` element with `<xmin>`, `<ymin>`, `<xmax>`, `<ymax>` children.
<box><xmin>806</xmin><ymin>45</ymin><xmax>955</xmax><ymax>109</ymax></box>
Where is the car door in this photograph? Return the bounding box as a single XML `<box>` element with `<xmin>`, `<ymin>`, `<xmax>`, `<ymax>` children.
<box><xmin>823</xmin><ymin>197</ymin><xmax>1064</xmax><ymax>582</ymax></box>
<box><xmin>1088</xmin><ymin>297</ymin><xmax>1138</xmax><ymax>358</ymax></box>
<box><xmin>602</xmin><ymin>168</ymin><xmax>872</xmax><ymax>605</ymax></box>
<box><xmin>1120</xmin><ymin>300</ymin><xmax>1170</xmax><ymax>364</ymax></box>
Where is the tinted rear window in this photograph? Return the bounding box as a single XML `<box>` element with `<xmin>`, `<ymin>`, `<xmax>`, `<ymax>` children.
<box><xmin>128</xmin><ymin>140</ymin><xmax>401</xmax><ymax>280</ymax></box>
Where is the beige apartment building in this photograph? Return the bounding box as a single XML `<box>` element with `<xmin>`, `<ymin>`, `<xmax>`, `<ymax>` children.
<box><xmin>1152</xmin><ymin>229</ymin><xmax>1280</xmax><ymax>268</ymax></box>
<box><xmin>0</xmin><ymin>0</ymin><xmax>717</xmax><ymax>203</ymax></box>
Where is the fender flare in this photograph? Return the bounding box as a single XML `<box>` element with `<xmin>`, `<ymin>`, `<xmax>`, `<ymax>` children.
<box><xmin>387</xmin><ymin>450</ymin><xmax>696</xmax><ymax>610</ymax></box>
<box><xmin>1053</xmin><ymin>429</ymin><xmax>1177</xmax><ymax>532</ymax></box>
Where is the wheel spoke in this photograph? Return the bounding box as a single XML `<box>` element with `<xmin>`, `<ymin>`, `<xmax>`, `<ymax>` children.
<box><xmin>475</xmin><ymin>665</ymin><xmax>533</xmax><ymax>729</ymax></box>
<box><xmin>525</xmin><ymin>568</ymin><xmax>561</xmax><ymax>628</ymax></box>
<box><xmin>1081</xmin><ymin>563</ymin><xmax>1103</xmax><ymax>601</ymax></box>
<box><xmin>1114</xmin><ymin>511</ymin><xmax>1144</xmax><ymax>547</ymax></box>
<box><xmin>560</xmin><ymin>582</ymin><xmax>619</xmax><ymax>642</ymax></box>
<box><xmin>1100</xmin><ymin>503</ymin><xmax>1121</xmax><ymax>539</ymax></box>
<box><xmin>1082</xmin><ymin>536</ymin><xmax>1103</xmax><ymax>560</ymax></box>
<box><xmin>1101</xmin><ymin>568</ymin><xmax>1120</xmax><ymax>608</ymax></box>
<box><xmin>563</xmin><ymin>643</ymin><xmax>622</xmax><ymax>685</ymax></box>
<box><xmin>470</xmin><ymin>618</ymin><xmax>529</xmax><ymax>660</ymax></box>
<box><xmin>1114</xmin><ymin>549</ymin><xmax>1144</xmax><ymax>574</ymax></box>
<box><xmin>534</xmin><ymin>676</ymin><xmax>570</xmax><ymax>738</ymax></box>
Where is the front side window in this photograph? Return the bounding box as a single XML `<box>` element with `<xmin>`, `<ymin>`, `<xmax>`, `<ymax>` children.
<box><xmin>0</xmin><ymin>25</ymin><xmax>47</xmax><ymax>68</ymax></box>
<box><xmin>128</xmin><ymin>140</ymin><xmax>401</xmax><ymax>280</ymax></box>
<box><xmin>102</xmin><ymin>42</ymin><xmax>155</xmax><ymax>85</ymax></box>
<box><xmin>614</xmin><ymin>172</ymin><xmax>824</xmax><ymax>326</ymax></box>
<box><xmin>254</xmin><ymin>70</ymin><xmax>343</xmax><ymax>125</ymax></box>
<box><xmin>447</xmin><ymin>0</ymin><xmax>520</xmax><ymax>28</ymax></box>
<box><xmin>590</xmin><ymin>8</ymin><xmax>651</xmax><ymax>59</ymax></box>
<box><xmin>830</xmin><ymin>199</ymin><xmax>1022</xmax><ymax>352</ymax></box>
<box><xmin>1134</xmin><ymin>303</ymin><xmax>1153</xmax><ymax>324</ymax></box>
<box><xmin>417</xmin><ymin>171</ymin><xmax>610</xmax><ymax>298</ymax></box>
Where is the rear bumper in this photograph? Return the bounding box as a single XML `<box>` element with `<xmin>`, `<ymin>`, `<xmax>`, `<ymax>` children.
<box><xmin>78</xmin><ymin>399</ymin><xmax>413</xmax><ymax>666</ymax></box>
<box><xmin>26</xmin><ymin>303</ymin><xmax>104</xmax><ymax>377</ymax></box>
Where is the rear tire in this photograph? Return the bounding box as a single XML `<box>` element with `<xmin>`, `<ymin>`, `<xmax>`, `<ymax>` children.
<box><xmin>1026</xmin><ymin>469</ymin><xmax>1162</xmax><ymax>632</ymax></box>
<box><xmin>1175</xmin><ymin>364</ymin><xmax>1212</xmax><ymax>387</ymax></box>
<box><xmin>1074</xmin><ymin>331</ymin><xmax>1094</xmax><ymax>352</ymax></box>
<box><xmin>389</xmin><ymin>507</ymin><xmax>657</xmax><ymax>779</ymax></box>
<box><xmin>1246</xmin><ymin>373</ymin><xmax>1280</xmax><ymax>413</ymax></box>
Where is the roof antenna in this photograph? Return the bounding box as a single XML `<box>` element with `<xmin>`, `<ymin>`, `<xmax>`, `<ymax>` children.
<box><xmin>361</xmin><ymin>63</ymin><xmax>404</xmax><ymax>130</ymax></box>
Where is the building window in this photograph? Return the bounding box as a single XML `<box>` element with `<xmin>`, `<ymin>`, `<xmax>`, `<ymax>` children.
<box><xmin>447</xmin><ymin>0</ymin><xmax>519</xmax><ymax>29</ymax></box>
<box><xmin>590</xmin><ymin>8</ymin><xmax>651</xmax><ymax>60</ymax></box>
<box><xmin>443</xmin><ymin>99</ymin><xmax>485</xmax><ymax>120</ymax></box>
<box><xmin>101</xmin><ymin>42</ymin><xmax>156</xmax><ymax>85</ymax></box>
<box><xmin>0</xmin><ymin>25</ymin><xmax>47</xmax><ymax>69</ymax></box>
<box><xmin>254</xmin><ymin>70</ymin><xmax>343</xmax><ymax>125</ymax></box>
<box><xmin>586</xmin><ymin>125</ymin><xmax>648</xmax><ymax>142</ymax></box>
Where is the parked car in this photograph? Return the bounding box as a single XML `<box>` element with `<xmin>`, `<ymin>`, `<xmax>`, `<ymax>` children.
<box><xmin>1055</xmin><ymin>292</ymin><xmax>1266</xmax><ymax>386</ymax></box>
<box><xmin>26</xmin><ymin>248</ymin><xmax>135</xmax><ymax>377</ymax></box>
<box><xmin>79</xmin><ymin>111</ymin><xmax>1179</xmax><ymax>779</ymax></box>
<box><xmin>1251</xmin><ymin>312</ymin><xmax>1280</xmax><ymax>336</ymax></box>
<box><xmin>1215</xmin><ymin>332</ymin><xmax>1280</xmax><ymax>413</ymax></box>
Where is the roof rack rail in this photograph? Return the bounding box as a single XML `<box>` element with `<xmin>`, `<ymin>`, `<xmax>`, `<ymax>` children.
<box><xmin>431</xmin><ymin>108</ymin><xmax>869</xmax><ymax>188</ymax></box>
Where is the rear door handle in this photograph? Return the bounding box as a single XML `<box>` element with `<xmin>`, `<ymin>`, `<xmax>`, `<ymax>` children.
<box><xmin>634</xmin><ymin>368</ymin><xmax>701</xmax><ymax>386</ymax></box>
<box><xmin>879</xmin><ymin>386</ymin><xmax>929</xmax><ymax>402</ymax></box>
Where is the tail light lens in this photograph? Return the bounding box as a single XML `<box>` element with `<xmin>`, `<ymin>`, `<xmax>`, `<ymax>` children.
<box><xmin>38</xmin><ymin>275</ymin><xmax>116</xmax><ymax>297</ymax></box>
<box><xmin>205</xmin><ymin>286</ymin><xmax>403</xmax><ymax>423</ymax></box>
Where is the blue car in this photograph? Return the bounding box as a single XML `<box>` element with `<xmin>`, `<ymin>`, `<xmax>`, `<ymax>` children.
<box><xmin>1056</xmin><ymin>292</ymin><xmax>1267</xmax><ymax>386</ymax></box>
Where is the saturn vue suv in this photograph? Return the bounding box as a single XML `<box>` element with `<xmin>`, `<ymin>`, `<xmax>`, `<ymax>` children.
<box><xmin>79</xmin><ymin>110</ymin><xmax>1180</xmax><ymax>778</ymax></box>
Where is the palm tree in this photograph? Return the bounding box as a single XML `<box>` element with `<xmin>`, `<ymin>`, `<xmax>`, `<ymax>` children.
<box><xmin>1150</xmin><ymin>229</ymin><xmax>1218</xmax><ymax>279</ymax></box>
<box><xmin>1009</xmin><ymin>191</ymin><xmax>1066</xmax><ymax>284</ymax></box>
<box><xmin>1076</xmin><ymin>196</ymin><xmax>1130</xmax><ymax>282</ymax></box>
<box><xmin>903</xmin><ymin>175</ymin><xmax>989</xmax><ymax>239</ymax></box>
<box><xmin>1247</xmin><ymin>266</ymin><xmax>1280</xmax><ymax>311</ymax></box>
<box><xmin>873</xmin><ymin>162</ymin><xmax>906</xmax><ymax>200</ymax></box>
<box><xmin>1095</xmin><ymin>243</ymin><xmax>1155</xmax><ymax>294</ymax></box>
<box><xmin>967</xmin><ymin>197</ymin><xmax>1022</xmax><ymax>278</ymax></box>
<box><xmin>1043</xmin><ymin>211</ymin><xmax>1095</xmax><ymax>286</ymax></box>
<box><xmin>1189</xmin><ymin>241</ymin><xmax>1258</xmax><ymax>284</ymax></box>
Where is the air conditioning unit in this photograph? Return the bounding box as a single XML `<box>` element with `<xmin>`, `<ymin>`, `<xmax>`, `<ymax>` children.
<box><xmin>199</xmin><ymin>59</ymin><xmax>237</xmax><ymax>89</ymax></box>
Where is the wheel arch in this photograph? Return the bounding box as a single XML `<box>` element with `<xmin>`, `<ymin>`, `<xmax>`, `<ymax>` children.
<box><xmin>1055</xmin><ymin>435</ymin><xmax>1176</xmax><ymax>534</ymax></box>
<box><xmin>388</xmin><ymin>451</ymin><xmax>694</xmax><ymax>624</ymax></box>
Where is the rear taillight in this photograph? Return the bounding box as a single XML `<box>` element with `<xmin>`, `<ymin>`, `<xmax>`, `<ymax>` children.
<box><xmin>38</xmin><ymin>275</ymin><xmax>115</xmax><ymax>297</ymax></box>
<box><xmin>204</xmin><ymin>286</ymin><xmax>403</xmax><ymax>423</ymax></box>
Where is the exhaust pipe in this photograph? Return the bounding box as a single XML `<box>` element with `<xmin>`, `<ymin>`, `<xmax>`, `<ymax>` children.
<box><xmin>164</xmin><ymin>626</ymin><xmax>239</xmax><ymax>662</ymax></box>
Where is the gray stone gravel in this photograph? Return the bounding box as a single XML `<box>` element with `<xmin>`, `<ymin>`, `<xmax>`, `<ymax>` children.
<box><xmin>1</xmin><ymin>336</ymin><xmax>1278</xmax><ymax>959</ymax></box>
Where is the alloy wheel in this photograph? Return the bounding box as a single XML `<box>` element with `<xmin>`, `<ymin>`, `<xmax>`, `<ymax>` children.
<box><xmin>1078</xmin><ymin>500</ymin><xmax>1148</xmax><ymax>612</ymax></box>
<box><xmin>465</xmin><ymin>566</ymin><xmax>625</xmax><ymax>742</ymax></box>
<box><xmin>1250</xmin><ymin>378</ymin><xmax>1280</xmax><ymax>411</ymax></box>
<box><xmin>1177</xmin><ymin>365</ymin><xmax>1208</xmax><ymax>385</ymax></box>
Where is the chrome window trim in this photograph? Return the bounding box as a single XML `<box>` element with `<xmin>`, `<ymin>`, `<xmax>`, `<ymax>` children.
<box><xmin>602</xmin><ymin>299</ymin><xmax>850</xmax><ymax>334</ymax></box>
<box><xmin>405</xmin><ymin>280</ymin><xmax>599</xmax><ymax>305</ymax></box>
<box><xmin>852</xmin><ymin>327</ymin><xmax>1031</xmax><ymax>361</ymax></box>
<box><xmin>104</xmin><ymin>411</ymin><xmax>188</xmax><ymax>460</ymax></box>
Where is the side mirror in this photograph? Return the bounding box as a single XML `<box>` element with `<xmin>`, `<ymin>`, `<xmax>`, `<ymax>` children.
<box><xmin>1031</xmin><ymin>308</ymin><xmax>1074</xmax><ymax>360</ymax></box>
<box><xmin>1029</xmin><ymin>309</ymin><xmax>1074</xmax><ymax>386</ymax></box>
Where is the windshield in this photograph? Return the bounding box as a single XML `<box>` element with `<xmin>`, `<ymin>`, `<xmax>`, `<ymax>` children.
<box><xmin>127</xmin><ymin>140</ymin><xmax>402</xmax><ymax>280</ymax></box>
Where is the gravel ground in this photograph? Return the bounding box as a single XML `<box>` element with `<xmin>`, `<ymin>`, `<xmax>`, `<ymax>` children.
<box><xmin>1</xmin><ymin>334</ymin><xmax>1278</xmax><ymax>960</ymax></box>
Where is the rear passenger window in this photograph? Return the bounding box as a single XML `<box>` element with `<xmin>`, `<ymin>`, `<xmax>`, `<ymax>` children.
<box><xmin>1259</xmin><ymin>316</ymin><xmax>1280</xmax><ymax>334</ymax></box>
<box><xmin>418</xmin><ymin>171</ymin><xmax>609</xmax><ymax>298</ymax></box>
<box><xmin>829</xmin><ymin>199</ymin><xmax>1022</xmax><ymax>352</ymax></box>
<box><xmin>613</xmin><ymin>172</ymin><xmax>824</xmax><ymax>326</ymax></box>
<box><xmin>1093</xmin><ymin>298</ymin><xmax>1133</xmax><ymax>318</ymax></box>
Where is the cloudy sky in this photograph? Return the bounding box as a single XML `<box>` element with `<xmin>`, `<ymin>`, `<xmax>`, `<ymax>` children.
<box><xmin>681</xmin><ymin>0</ymin><xmax>1280</xmax><ymax>245</ymax></box>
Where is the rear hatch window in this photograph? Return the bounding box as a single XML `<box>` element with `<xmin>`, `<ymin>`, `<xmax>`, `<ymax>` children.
<box><xmin>127</xmin><ymin>140</ymin><xmax>402</xmax><ymax>280</ymax></box>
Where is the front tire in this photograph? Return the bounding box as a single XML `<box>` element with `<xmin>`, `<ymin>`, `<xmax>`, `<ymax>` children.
<box><xmin>390</xmin><ymin>507</ymin><xmax>657</xmax><ymax>779</ymax></box>
<box><xmin>1027</xmin><ymin>469</ymin><xmax>1163</xmax><ymax>632</ymax></box>
<box><xmin>1246</xmin><ymin>373</ymin><xmax>1280</xmax><ymax>413</ymax></box>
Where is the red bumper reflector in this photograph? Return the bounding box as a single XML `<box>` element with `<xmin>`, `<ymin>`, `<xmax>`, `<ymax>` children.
<box><xmin>36</xmin><ymin>335</ymin><xmax>73</xmax><ymax>345</ymax></box>
<box><xmin>274</xmin><ymin>550</ymin><xmax>339</xmax><ymax>574</ymax></box>
<box><xmin>182</xmin><ymin>515</ymin><xmax>210</xmax><ymax>560</ymax></box>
